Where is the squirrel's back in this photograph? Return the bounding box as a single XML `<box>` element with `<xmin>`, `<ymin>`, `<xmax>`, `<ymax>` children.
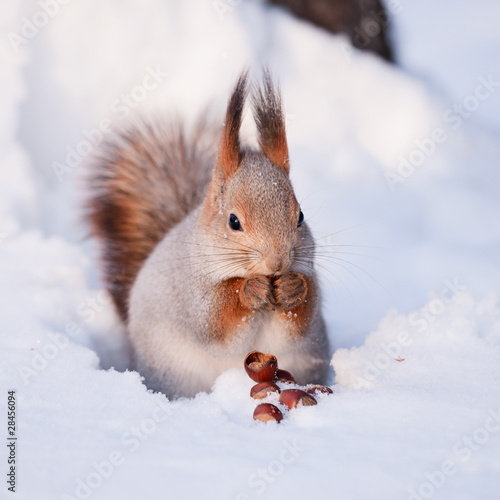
<box><xmin>86</xmin><ymin>119</ymin><xmax>218</xmax><ymax>321</ymax></box>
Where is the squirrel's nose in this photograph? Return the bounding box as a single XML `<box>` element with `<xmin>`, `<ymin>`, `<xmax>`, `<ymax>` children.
<box><xmin>265</xmin><ymin>255</ymin><xmax>289</xmax><ymax>275</ymax></box>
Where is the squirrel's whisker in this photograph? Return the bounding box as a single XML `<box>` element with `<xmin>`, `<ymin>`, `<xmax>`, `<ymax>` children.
<box><xmin>85</xmin><ymin>69</ymin><xmax>331</xmax><ymax>398</ymax></box>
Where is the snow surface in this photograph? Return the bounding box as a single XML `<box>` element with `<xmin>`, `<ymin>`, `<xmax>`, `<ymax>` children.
<box><xmin>1</xmin><ymin>1</ymin><xmax>500</xmax><ymax>499</ymax></box>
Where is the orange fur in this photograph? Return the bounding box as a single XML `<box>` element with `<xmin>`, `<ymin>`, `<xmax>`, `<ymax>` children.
<box><xmin>240</xmin><ymin>276</ymin><xmax>273</xmax><ymax>311</ymax></box>
<box><xmin>205</xmin><ymin>273</ymin><xmax>317</xmax><ymax>343</ymax></box>
<box><xmin>272</xmin><ymin>273</ymin><xmax>319</xmax><ymax>338</ymax></box>
<box><xmin>85</xmin><ymin>120</ymin><xmax>217</xmax><ymax>320</ymax></box>
<box><xmin>271</xmin><ymin>272</ymin><xmax>307</xmax><ymax>309</ymax></box>
<box><xmin>217</xmin><ymin>72</ymin><xmax>248</xmax><ymax>180</ymax></box>
<box><xmin>87</xmin><ymin>71</ymin><xmax>331</xmax><ymax>397</ymax></box>
<box><xmin>202</xmin><ymin>73</ymin><xmax>248</xmax><ymax>223</ymax></box>
<box><xmin>206</xmin><ymin>277</ymin><xmax>252</xmax><ymax>343</ymax></box>
<box><xmin>252</xmin><ymin>69</ymin><xmax>290</xmax><ymax>173</ymax></box>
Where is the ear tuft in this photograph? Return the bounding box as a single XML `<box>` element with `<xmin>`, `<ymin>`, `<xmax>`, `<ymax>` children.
<box><xmin>217</xmin><ymin>71</ymin><xmax>248</xmax><ymax>179</ymax></box>
<box><xmin>252</xmin><ymin>69</ymin><xmax>289</xmax><ymax>174</ymax></box>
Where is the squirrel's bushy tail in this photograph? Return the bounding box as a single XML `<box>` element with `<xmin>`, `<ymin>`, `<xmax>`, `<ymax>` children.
<box><xmin>85</xmin><ymin>118</ymin><xmax>218</xmax><ymax>321</ymax></box>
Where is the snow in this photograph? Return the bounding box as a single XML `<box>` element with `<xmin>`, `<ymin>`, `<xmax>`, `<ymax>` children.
<box><xmin>1</xmin><ymin>1</ymin><xmax>500</xmax><ymax>499</ymax></box>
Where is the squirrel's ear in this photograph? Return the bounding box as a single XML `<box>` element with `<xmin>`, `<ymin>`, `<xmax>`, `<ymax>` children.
<box><xmin>252</xmin><ymin>70</ymin><xmax>289</xmax><ymax>174</ymax></box>
<box><xmin>216</xmin><ymin>71</ymin><xmax>248</xmax><ymax>180</ymax></box>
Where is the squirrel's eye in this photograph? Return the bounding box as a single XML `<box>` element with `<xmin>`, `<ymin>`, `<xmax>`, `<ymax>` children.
<box><xmin>229</xmin><ymin>213</ymin><xmax>242</xmax><ymax>231</ymax></box>
<box><xmin>297</xmin><ymin>210</ymin><xmax>304</xmax><ymax>227</ymax></box>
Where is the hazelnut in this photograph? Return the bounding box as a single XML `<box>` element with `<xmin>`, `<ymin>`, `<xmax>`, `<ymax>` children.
<box><xmin>305</xmin><ymin>384</ymin><xmax>333</xmax><ymax>395</ymax></box>
<box><xmin>244</xmin><ymin>351</ymin><xmax>278</xmax><ymax>383</ymax></box>
<box><xmin>253</xmin><ymin>403</ymin><xmax>284</xmax><ymax>423</ymax></box>
<box><xmin>274</xmin><ymin>369</ymin><xmax>296</xmax><ymax>384</ymax></box>
<box><xmin>279</xmin><ymin>389</ymin><xmax>317</xmax><ymax>409</ymax></box>
<box><xmin>250</xmin><ymin>382</ymin><xmax>281</xmax><ymax>399</ymax></box>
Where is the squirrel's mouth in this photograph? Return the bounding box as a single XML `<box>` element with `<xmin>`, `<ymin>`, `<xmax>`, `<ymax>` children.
<box><xmin>250</xmin><ymin>259</ymin><xmax>291</xmax><ymax>277</ymax></box>
<box><xmin>228</xmin><ymin>250</ymin><xmax>295</xmax><ymax>279</ymax></box>
<box><xmin>262</xmin><ymin>253</ymin><xmax>294</xmax><ymax>276</ymax></box>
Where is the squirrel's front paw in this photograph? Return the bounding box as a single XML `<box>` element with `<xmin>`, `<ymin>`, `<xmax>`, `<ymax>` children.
<box><xmin>240</xmin><ymin>276</ymin><xmax>272</xmax><ymax>311</ymax></box>
<box><xmin>272</xmin><ymin>272</ymin><xmax>308</xmax><ymax>310</ymax></box>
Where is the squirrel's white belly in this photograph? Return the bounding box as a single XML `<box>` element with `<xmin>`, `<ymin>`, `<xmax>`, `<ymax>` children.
<box><xmin>89</xmin><ymin>71</ymin><xmax>331</xmax><ymax>398</ymax></box>
<box><xmin>131</xmin><ymin>310</ymin><xmax>320</xmax><ymax>398</ymax></box>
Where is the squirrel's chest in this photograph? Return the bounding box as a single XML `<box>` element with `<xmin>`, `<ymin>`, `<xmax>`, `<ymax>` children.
<box><xmin>209</xmin><ymin>310</ymin><xmax>312</xmax><ymax>384</ymax></box>
<box><xmin>227</xmin><ymin>308</ymin><xmax>296</xmax><ymax>355</ymax></box>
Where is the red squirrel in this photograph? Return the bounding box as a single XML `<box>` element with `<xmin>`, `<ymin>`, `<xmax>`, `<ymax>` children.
<box><xmin>86</xmin><ymin>71</ymin><xmax>330</xmax><ymax>397</ymax></box>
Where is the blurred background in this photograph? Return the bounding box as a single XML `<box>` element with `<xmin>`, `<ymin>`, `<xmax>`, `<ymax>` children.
<box><xmin>2</xmin><ymin>0</ymin><xmax>500</xmax><ymax>356</ymax></box>
<box><xmin>2</xmin><ymin>2</ymin><xmax>500</xmax><ymax>500</ymax></box>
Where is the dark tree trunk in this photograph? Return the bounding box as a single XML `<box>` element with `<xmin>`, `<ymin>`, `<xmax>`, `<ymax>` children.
<box><xmin>268</xmin><ymin>0</ymin><xmax>394</xmax><ymax>62</ymax></box>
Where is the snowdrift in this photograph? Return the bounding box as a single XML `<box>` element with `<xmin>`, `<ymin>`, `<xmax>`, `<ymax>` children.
<box><xmin>2</xmin><ymin>1</ymin><xmax>500</xmax><ymax>499</ymax></box>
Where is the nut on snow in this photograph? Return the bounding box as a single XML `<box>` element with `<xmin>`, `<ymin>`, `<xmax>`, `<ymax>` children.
<box><xmin>305</xmin><ymin>384</ymin><xmax>333</xmax><ymax>395</ymax></box>
<box><xmin>279</xmin><ymin>389</ymin><xmax>317</xmax><ymax>409</ymax></box>
<box><xmin>250</xmin><ymin>382</ymin><xmax>281</xmax><ymax>399</ymax></box>
<box><xmin>253</xmin><ymin>403</ymin><xmax>284</xmax><ymax>423</ymax></box>
<box><xmin>244</xmin><ymin>351</ymin><xmax>278</xmax><ymax>383</ymax></box>
<box><xmin>274</xmin><ymin>369</ymin><xmax>296</xmax><ymax>384</ymax></box>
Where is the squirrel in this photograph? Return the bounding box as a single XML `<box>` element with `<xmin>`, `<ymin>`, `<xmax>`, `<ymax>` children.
<box><xmin>86</xmin><ymin>71</ymin><xmax>331</xmax><ymax>398</ymax></box>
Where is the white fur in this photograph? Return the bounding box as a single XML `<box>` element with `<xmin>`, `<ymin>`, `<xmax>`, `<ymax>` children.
<box><xmin>128</xmin><ymin>208</ymin><xmax>330</xmax><ymax>398</ymax></box>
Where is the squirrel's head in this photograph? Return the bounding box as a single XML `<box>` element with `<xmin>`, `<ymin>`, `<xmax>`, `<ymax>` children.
<box><xmin>201</xmin><ymin>71</ymin><xmax>313</xmax><ymax>278</ymax></box>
